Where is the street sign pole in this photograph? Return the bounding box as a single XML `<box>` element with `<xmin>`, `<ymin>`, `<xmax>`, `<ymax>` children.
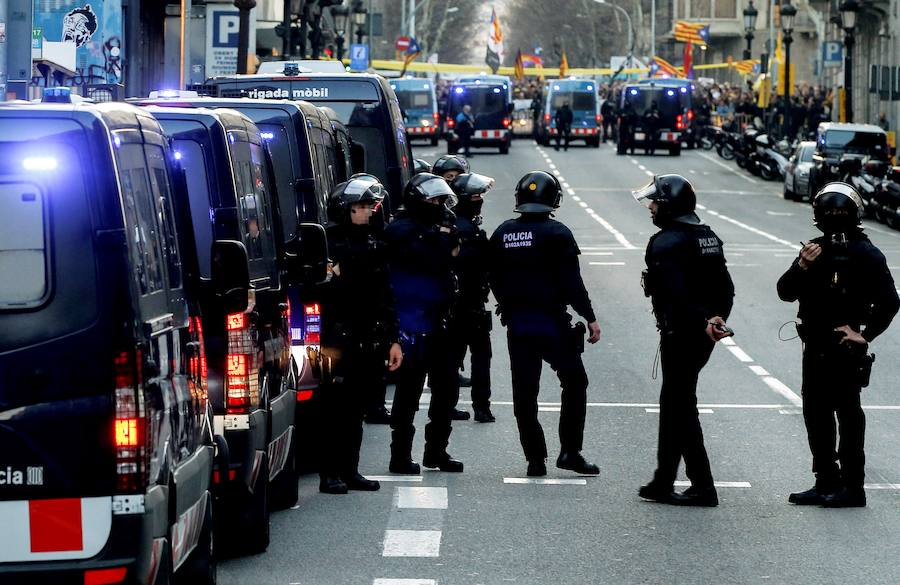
<box><xmin>0</xmin><ymin>0</ymin><xmax>8</xmax><ymax>102</ymax></box>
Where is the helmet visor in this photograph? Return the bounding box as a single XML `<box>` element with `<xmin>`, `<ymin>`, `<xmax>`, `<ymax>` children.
<box><xmin>632</xmin><ymin>179</ymin><xmax>657</xmax><ymax>207</ymax></box>
<box><xmin>460</xmin><ymin>173</ymin><xmax>495</xmax><ymax>196</ymax></box>
<box><xmin>419</xmin><ymin>176</ymin><xmax>458</xmax><ymax>207</ymax></box>
<box><xmin>343</xmin><ymin>178</ymin><xmax>385</xmax><ymax>202</ymax></box>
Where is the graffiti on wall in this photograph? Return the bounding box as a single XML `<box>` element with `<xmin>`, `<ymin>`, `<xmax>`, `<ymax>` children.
<box><xmin>34</xmin><ymin>0</ymin><xmax>123</xmax><ymax>84</ymax></box>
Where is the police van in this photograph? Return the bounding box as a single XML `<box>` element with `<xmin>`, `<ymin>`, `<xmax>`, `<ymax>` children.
<box><xmin>637</xmin><ymin>78</ymin><xmax>696</xmax><ymax>147</ymax></box>
<box><xmin>617</xmin><ymin>83</ymin><xmax>686</xmax><ymax>156</ymax></box>
<box><xmin>446</xmin><ymin>81</ymin><xmax>513</xmax><ymax>155</ymax></box>
<box><xmin>457</xmin><ymin>74</ymin><xmax>514</xmax><ymax>107</ymax></box>
<box><xmin>391</xmin><ymin>77</ymin><xmax>440</xmax><ymax>146</ymax></box>
<box><xmin>142</xmin><ymin>106</ymin><xmax>306</xmax><ymax>554</ymax></box>
<box><xmin>0</xmin><ymin>97</ymin><xmax>216</xmax><ymax>583</ymax></box>
<box><xmin>190</xmin><ymin>69</ymin><xmax>413</xmax><ymax>215</ymax></box>
<box><xmin>320</xmin><ymin>106</ymin><xmax>360</xmax><ymax>184</ymax></box>
<box><xmin>539</xmin><ymin>79</ymin><xmax>602</xmax><ymax>147</ymax></box>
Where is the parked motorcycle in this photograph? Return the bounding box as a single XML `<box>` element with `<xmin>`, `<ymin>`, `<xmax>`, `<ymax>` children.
<box><xmin>871</xmin><ymin>165</ymin><xmax>900</xmax><ymax>228</ymax></box>
<box><xmin>840</xmin><ymin>155</ymin><xmax>887</xmax><ymax>219</ymax></box>
<box><xmin>754</xmin><ymin>134</ymin><xmax>790</xmax><ymax>181</ymax></box>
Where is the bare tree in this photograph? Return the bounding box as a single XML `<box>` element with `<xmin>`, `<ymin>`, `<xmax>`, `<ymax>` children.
<box><xmin>377</xmin><ymin>0</ymin><xmax>487</xmax><ymax>64</ymax></box>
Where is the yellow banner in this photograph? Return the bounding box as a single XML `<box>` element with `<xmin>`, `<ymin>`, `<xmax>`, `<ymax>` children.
<box><xmin>351</xmin><ymin>59</ymin><xmax>740</xmax><ymax>78</ymax></box>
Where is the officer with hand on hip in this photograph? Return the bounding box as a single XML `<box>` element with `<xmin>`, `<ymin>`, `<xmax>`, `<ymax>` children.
<box><xmin>450</xmin><ymin>172</ymin><xmax>497</xmax><ymax>423</ymax></box>
<box><xmin>383</xmin><ymin>173</ymin><xmax>464</xmax><ymax>474</ymax></box>
<box><xmin>318</xmin><ymin>178</ymin><xmax>403</xmax><ymax>494</ymax></box>
<box><xmin>778</xmin><ymin>183</ymin><xmax>899</xmax><ymax>508</ymax></box>
<box><xmin>489</xmin><ymin>171</ymin><xmax>602</xmax><ymax>478</ymax></box>
<box><xmin>634</xmin><ymin>175</ymin><xmax>734</xmax><ymax>507</ymax></box>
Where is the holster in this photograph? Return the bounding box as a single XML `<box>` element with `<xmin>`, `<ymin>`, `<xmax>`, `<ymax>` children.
<box><xmin>569</xmin><ymin>322</ymin><xmax>587</xmax><ymax>354</ymax></box>
<box><xmin>857</xmin><ymin>352</ymin><xmax>876</xmax><ymax>388</ymax></box>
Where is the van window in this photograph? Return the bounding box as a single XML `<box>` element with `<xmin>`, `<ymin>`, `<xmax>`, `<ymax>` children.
<box><xmin>231</xmin><ymin>141</ymin><xmax>275</xmax><ymax>264</ymax></box>
<box><xmin>0</xmin><ymin>185</ymin><xmax>47</xmax><ymax>307</ymax></box>
<box><xmin>823</xmin><ymin>130</ymin><xmax>886</xmax><ymax>156</ymax></box>
<box><xmin>397</xmin><ymin>90</ymin><xmax>433</xmax><ymax>114</ymax></box>
<box><xmin>118</xmin><ymin>144</ymin><xmax>165</xmax><ymax>295</ymax></box>
<box><xmin>551</xmin><ymin>92</ymin><xmax>595</xmax><ymax>111</ymax></box>
<box><xmin>174</xmin><ymin>140</ymin><xmax>215</xmax><ymax>278</ymax></box>
<box><xmin>146</xmin><ymin>145</ymin><xmax>183</xmax><ymax>290</ymax></box>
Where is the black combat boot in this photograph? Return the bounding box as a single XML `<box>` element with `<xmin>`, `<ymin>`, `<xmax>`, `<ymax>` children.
<box><xmin>670</xmin><ymin>485</ymin><xmax>719</xmax><ymax>507</ymax></box>
<box><xmin>788</xmin><ymin>482</ymin><xmax>839</xmax><ymax>505</ymax></box>
<box><xmin>473</xmin><ymin>407</ymin><xmax>496</xmax><ymax>423</ymax></box>
<box><xmin>319</xmin><ymin>476</ymin><xmax>348</xmax><ymax>495</ymax></box>
<box><xmin>638</xmin><ymin>481</ymin><xmax>676</xmax><ymax>504</ymax></box>
<box><xmin>822</xmin><ymin>487</ymin><xmax>866</xmax><ymax>508</ymax></box>
<box><xmin>527</xmin><ymin>460</ymin><xmax>547</xmax><ymax>477</ymax></box>
<box><xmin>342</xmin><ymin>473</ymin><xmax>381</xmax><ymax>492</ymax></box>
<box><xmin>422</xmin><ymin>451</ymin><xmax>464</xmax><ymax>472</ymax></box>
<box><xmin>556</xmin><ymin>451</ymin><xmax>600</xmax><ymax>475</ymax></box>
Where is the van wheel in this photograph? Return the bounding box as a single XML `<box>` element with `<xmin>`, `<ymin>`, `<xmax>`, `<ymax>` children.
<box><xmin>175</xmin><ymin>494</ymin><xmax>216</xmax><ymax>585</ymax></box>
<box><xmin>244</xmin><ymin>456</ymin><xmax>270</xmax><ymax>554</ymax></box>
<box><xmin>670</xmin><ymin>145</ymin><xmax>681</xmax><ymax>156</ymax></box>
<box><xmin>616</xmin><ymin>142</ymin><xmax>626</xmax><ymax>155</ymax></box>
<box><xmin>591</xmin><ymin>137</ymin><xmax>601</xmax><ymax>148</ymax></box>
<box><xmin>783</xmin><ymin>186</ymin><xmax>796</xmax><ymax>201</ymax></box>
<box><xmin>499</xmin><ymin>143</ymin><xmax>510</xmax><ymax>155</ymax></box>
<box><xmin>430</xmin><ymin>136</ymin><xmax>439</xmax><ymax>146</ymax></box>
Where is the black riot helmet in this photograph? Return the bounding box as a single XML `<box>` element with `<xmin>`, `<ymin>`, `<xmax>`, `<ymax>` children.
<box><xmin>451</xmin><ymin>173</ymin><xmax>495</xmax><ymax>222</ymax></box>
<box><xmin>413</xmin><ymin>158</ymin><xmax>433</xmax><ymax>175</ymax></box>
<box><xmin>812</xmin><ymin>182</ymin><xmax>863</xmax><ymax>233</ymax></box>
<box><xmin>404</xmin><ymin>172</ymin><xmax>458</xmax><ymax>207</ymax></box>
<box><xmin>327</xmin><ymin>177</ymin><xmax>387</xmax><ymax>224</ymax></box>
<box><xmin>432</xmin><ymin>154</ymin><xmax>470</xmax><ymax>179</ymax></box>
<box><xmin>514</xmin><ymin>171</ymin><xmax>562</xmax><ymax>213</ymax></box>
<box><xmin>632</xmin><ymin>174</ymin><xmax>700</xmax><ymax>227</ymax></box>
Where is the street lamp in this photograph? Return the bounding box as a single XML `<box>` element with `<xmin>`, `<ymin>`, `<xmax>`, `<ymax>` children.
<box><xmin>332</xmin><ymin>4</ymin><xmax>350</xmax><ymax>61</ymax></box>
<box><xmin>781</xmin><ymin>1</ymin><xmax>796</xmax><ymax>139</ymax></box>
<box><xmin>234</xmin><ymin>0</ymin><xmax>257</xmax><ymax>73</ymax></box>
<box><xmin>840</xmin><ymin>0</ymin><xmax>859</xmax><ymax>122</ymax></box>
<box><xmin>352</xmin><ymin>2</ymin><xmax>368</xmax><ymax>45</ymax></box>
<box><xmin>743</xmin><ymin>1</ymin><xmax>758</xmax><ymax>60</ymax></box>
<box><xmin>592</xmin><ymin>0</ymin><xmax>634</xmax><ymax>59</ymax></box>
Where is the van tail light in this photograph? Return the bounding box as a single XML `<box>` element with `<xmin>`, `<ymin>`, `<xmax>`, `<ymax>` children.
<box><xmin>596</xmin><ymin>114</ymin><xmax>603</xmax><ymax>124</ymax></box>
<box><xmin>114</xmin><ymin>350</ymin><xmax>147</xmax><ymax>493</ymax></box>
<box><xmin>84</xmin><ymin>567</ymin><xmax>128</xmax><ymax>585</ymax></box>
<box><xmin>687</xmin><ymin>109</ymin><xmax>694</xmax><ymax>121</ymax></box>
<box><xmin>676</xmin><ymin>115</ymin><xmax>685</xmax><ymax>131</ymax></box>
<box><xmin>303</xmin><ymin>304</ymin><xmax>321</xmax><ymax>345</ymax></box>
<box><xmin>297</xmin><ymin>390</ymin><xmax>314</xmax><ymax>402</ymax></box>
<box><xmin>225</xmin><ymin>312</ymin><xmax>258</xmax><ymax>414</ymax></box>
<box><xmin>433</xmin><ymin>112</ymin><xmax>440</xmax><ymax>125</ymax></box>
<box><xmin>447</xmin><ymin>118</ymin><xmax>455</xmax><ymax>129</ymax></box>
<box><xmin>502</xmin><ymin>118</ymin><xmax>511</xmax><ymax>128</ymax></box>
<box><xmin>544</xmin><ymin>113</ymin><xmax>551</xmax><ymax>123</ymax></box>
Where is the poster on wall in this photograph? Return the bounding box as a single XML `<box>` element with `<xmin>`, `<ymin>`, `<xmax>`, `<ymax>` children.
<box><xmin>206</xmin><ymin>4</ymin><xmax>257</xmax><ymax>78</ymax></box>
<box><xmin>33</xmin><ymin>1</ymin><xmax>123</xmax><ymax>83</ymax></box>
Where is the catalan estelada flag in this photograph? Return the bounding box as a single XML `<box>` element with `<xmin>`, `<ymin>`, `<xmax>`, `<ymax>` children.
<box><xmin>514</xmin><ymin>50</ymin><xmax>525</xmax><ymax>81</ymax></box>
<box><xmin>400</xmin><ymin>37</ymin><xmax>422</xmax><ymax>75</ymax></box>
<box><xmin>649</xmin><ymin>56</ymin><xmax>681</xmax><ymax>78</ymax></box>
<box><xmin>733</xmin><ymin>59</ymin><xmax>758</xmax><ymax>75</ymax></box>
<box><xmin>485</xmin><ymin>7</ymin><xmax>504</xmax><ymax>73</ymax></box>
<box><xmin>674</xmin><ymin>21</ymin><xmax>710</xmax><ymax>46</ymax></box>
<box><xmin>559</xmin><ymin>51</ymin><xmax>569</xmax><ymax>78</ymax></box>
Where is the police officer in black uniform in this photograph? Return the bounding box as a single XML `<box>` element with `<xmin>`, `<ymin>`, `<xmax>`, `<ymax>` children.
<box><xmin>450</xmin><ymin>172</ymin><xmax>496</xmax><ymax>423</ymax></box>
<box><xmin>318</xmin><ymin>178</ymin><xmax>404</xmax><ymax>494</ymax></box>
<box><xmin>414</xmin><ymin>158</ymin><xmax>433</xmax><ymax>175</ymax></box>
<box><xmin>384</xmin><ymin>173</ymin><xmax>464</xmax><ymax>474</ymax></box>
<box><xmin>634</xmin><ymin>175</ymin><xmax>734</xmax><ymax>507</ymax></box>
<box><xmin>432</xmin><ymin>154</ymin><xmax>470</xmax><ymax>184</ymax></box>
<box><xmin>554</xmin><ymin>102</ymin><xmax>574</xmax><ymax>152</ymax></box>
<box><xmin>600</xmin><ymin>93</ymin><xmax>616</xmax><ymax>142</ymax></box>
<box><xmin>778</xmin><ymin>183</ymin><xmax>899</xmax><ymax>508</ymax></box>
<box><xmin>489</xmin><ymin>171</ymin><xmax>602</xmax><ymax>477</ymax></box>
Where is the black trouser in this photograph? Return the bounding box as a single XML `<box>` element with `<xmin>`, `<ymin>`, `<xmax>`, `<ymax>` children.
<box><xmin>319</xmin><ymin>345</ymin><xmax>383</xmax><ymax>479</ymax></box>
<box><xmin>390</xmin><ymin>331</ymin><xmax>460</xmax><ymax>462</ymax></box>
<box><xmin>801</xmin><ymin>341</ymin><xmax>865</xmax><ymax>489</ymax></box>
<box><xmin>653</xmin><ymin>331</ymin><xmax>716</xmax><ymax>489</ymax></box>
<box><xmin>459</xmin><ymin>133</ymin><xmax>473</xmax><ymax>156</ymax></box>
<box><xmin>645</xmin><ymin>130</ymin><xmax>660</xmax><ymax>155</ymax></box>
<box><xmin>451</xmin><ymin>312</ymin><xmax>492</xmax><ymax>410</ymax></box>
<box><xmin>555</xmin><ymin>126</ymin><xmax>571</xmax><ymax>150</ymax></box>
<box><xmin>365</xmin><ymin>374</ymin><xmax>388</xmax><ymax>415</ymax></box>
<box><xmin>507</xmin><ymin>329</ymin><xmax>588</xmax><ymax>462</ymax></box>
<box><xmin>602</xmin><ymin>119</ymin><xmax>613</xmax><ymax>141</ymax></box>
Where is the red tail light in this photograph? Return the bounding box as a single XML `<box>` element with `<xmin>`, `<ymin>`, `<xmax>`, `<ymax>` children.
<box><xmin>114</xmin><ymin>350</ymin><xmax>146</xmax><ymax>493</ymax></box>
<box><xmin>687</xmin><ymin>109</ymin><xmax>694</xmax><ymax>121</ymax></box>
<box><xmin>447</xmin><ymin>118</ymin><xmax>455</xmax><ymax>129</ymax></box>
<box><xmin>297</xmin><ymin>390</ymin><xmax>314</xmax><ymax>402</ymax></box>
<box><xmin>502</xmin><ymin>118</ymin><xmax>511</xmax><ymax>128</ymax></box>
<box><xmin>676</xmin><ymin>115</ymin><xmax>684</xmax><ymax>130</ymax></box>
<box><xmin>226</xmin><ymin>313</ymin><xmax>246</xmax><ymax>330</ymax></box>
<box><xmin>303</xmin><ymin>304</ymin><xmax>321</xmax><ymax>345</ymax></box>
<box><xmin>84</xmin><ymin>567</ymin><xmax>128</xmax><ymax>585</ymax></box>
<box><xmin>225</xmin><ymin>311</ymin><xmax>258</xmax><ymax>414</ymax></box>
<box><xmin>595</xmin><ymin>114</ymin><xmax>603</xmax><ymax>124</ymax></box>
<box><xmin>433</xmin><ymin>112</ymin><xmax>440</xmax><ymax>125</ymax></box>
<box><xmin>544</xmin><ymin>113</ymin><xmax>551</xmax><ymax>123</ymax></box>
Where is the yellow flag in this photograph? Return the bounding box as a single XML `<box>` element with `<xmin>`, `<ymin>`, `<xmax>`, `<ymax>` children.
<box><xmin>774</xmin><ymin>30</ymin><xmax>784</xmax><ymax>65</ymax></box>
<box><xmin>559</xmin><ymin>52</ymin><xmax>569</xmax><ymax>78</ymax></box>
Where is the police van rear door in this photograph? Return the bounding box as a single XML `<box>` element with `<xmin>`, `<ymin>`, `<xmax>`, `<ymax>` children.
<box><xmin>449</xmin><ymin>84</ymin><xmax>508</xmax><ymax>132</ymax></box>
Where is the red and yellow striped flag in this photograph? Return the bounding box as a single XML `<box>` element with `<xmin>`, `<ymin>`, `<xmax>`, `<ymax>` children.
<box><xmin>674</xmin><ymin>21</ymin><xmax>710</xmax><ymax>46</ymax></box>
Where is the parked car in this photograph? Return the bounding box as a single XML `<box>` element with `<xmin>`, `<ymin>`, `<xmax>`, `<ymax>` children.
<box><xmin>783</xmin><ymin>141</ymin><xmax>816</xmax><ymax>200</ymax></box>
<box><xmin>0</xmin><ymin>96</ymin><xmax>216</xmax><ymax>583</ymax></box>
<box><xmin>808</xmin><ymin>123</ymin><xmax>889</xmax><ymax>196</ymax></box>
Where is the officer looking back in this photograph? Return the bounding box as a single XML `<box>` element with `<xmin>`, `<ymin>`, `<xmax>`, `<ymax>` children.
<box><xmin>634</xmin><ymin>175</ymin><xmax>734</xmax><ymax>507</ymax></box>
<box><xmin>433</xmin><ymin>154</ymin><xmax>470</xmax><ymax>184</ymax></box>
<box><xmin>489</xmin><ymin>171</ymin><xmax>602</xmax><ymax>478</ymax></box>
<box><xmin>449</xmin><ymin>172</ymin><xmax>497</xmax><ymax>423</ymax></box>
<box><xmin>778</xmin><ymin>183</ymin><xmax>899</xmax><ymax>508</ymax></box>
<box><xmin>383</xmin><ymin>173</ymin><xmax>464</xmax><ymax>474</ymax></box>
<box><xmin>554</xmin><ymin>102</ymin><xmax>574</xmax><ymax>152</ymax></box>
<box><xmin>414</xmin><ymin>158</ymin><xmax>433</xmax><ymax>175</ymax></box>
<box><xmin>318</xmin><ymin>178</ymin><xmax>404</xmax><ymax>494</ymax></box>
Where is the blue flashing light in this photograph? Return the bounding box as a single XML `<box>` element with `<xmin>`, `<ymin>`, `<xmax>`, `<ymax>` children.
<box><xmin>680</xmin><ymin>87</ymin><xmax>688</xmax><ymax>93</ymax></box>
<box><xmin>42</xmin><ymin>87</ymin><xmax>72</xmax><ymax>103</ymax></box>
<box><xmin>475</xmin><ymin>80</ymin><xmax>481</xmax><ymax>84</ymax></box>
<box><xmin>629</xmin><ymin>89</ymin><xmax>638</xmax><ymax>95</ymax></box>
<box><xmin>159</xmin><ymin>89</ymin><xmax>180</xmax><ymax>98</ymax></box>
<box><xmin>229</xmin><ymin>133</ymin><xmax>236</xmax><ymax>144</ymax></box>
<box><xmin>113</xmin><ymin>136</ymin><xmax>122</xmax><ymax>148</ymax></box>
<box><xmin>23</xmin><ymin>157</ymin><xmax>59</xmax><ymax>171</ymax></box>
<box><xmin>493</xmin><ymin>88</ymin><xmax>501</xmax><ymax>94</ymax></box>
<box><xmin>454</xmin><ymin>87</ymin><xmax>464</xmax><ymax>94</ymax></box>
<box><xmin>666</xmin><ymin>89</ymin><xmax>675</xmax><ymax>97</ymax></box>
<box><xmin>587</xmin><ymin>85</ymin><xmax>594</xmax><ymax>91</ymax></box>
<box><xmin>553</xmin><ymin>85</ymin><xmax>560</xmax><ymax>90</ymax></box>
<box><xmin>173</xmin><ymin>151</ymin><xmax>183</xmax><ymax>161</ymax></box>
<box><xmin>390</xmin><ymin>84</ymin><xmax>397</xmax><ymax>90</ymax></box>
<box><xmin>260</xmin><ymin>131</ymin><xmax>275</xmax><ymax>141</ymax></box>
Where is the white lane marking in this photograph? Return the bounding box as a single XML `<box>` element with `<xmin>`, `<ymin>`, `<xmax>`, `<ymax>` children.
<box><xmin>461</xmin><ymin>400</ymin><xmax>900</xmax><ymax>411</ymax></box>
<box><xmin>578</xmin><ymin>201</ymin><xmax>588</xmax><ymax>208</ymax></box>
<box><xmin>762</xmin><ymin>376</ymin><xmax>803</xmax><ymax>407</ymax></box>
<box><xmin>864</xmin><ymin>483</ymin><xmax>900</xmax><ymax>490</ymax></box>
<box><xmin>562</xmin><ymin>181</ymin><xmax>570</xmax><ymax>188</ymax></box>
<box><xmin>571</xmin><ymin>194</ymin><xmax>581</xmax><ymax>201</ymax></box>
<box><xmin>720</xmin><ymin>337</ymin><xmax>736</xmax><ymax>346</ymax></box>
<box><xmin>696</xmin><ymin>151</ymin><xmax>758</xmax><ymax>184</ymax></box>
<box><xmin>504</xmin><ymin>478</ymin><xmax>588</xmax><ymax>485</ymax></box>
<box><xmin>584</xmin><ymin>252</ymin><xmax>614</xmax><ymax>256</ymax></box>
<box><xmin>367</xmin><ymin>475</ymin><xmax>424</xmax><ymax>483</ymax></box>
<box><xmin>589</xmin><ymin>262</ymin><xmax>626</xmax><ymax>266</ymax></box>
<box><xmin>779</xmin><ymin>409</ymin><xmax>803</xmax><ymax>415</ymax></box>
<box><xmin>552</xmin><ymin>169</ymin><xmax>562</xmax><ymax>177</ymax></box>
<box><xmin>689</xmin><ymin>169</ymin><xmax>697</xmax><ymax>174</ymax></box>
<box><xmin>396</xmin><ymin>487</ymin><xmax>448</xmax><ymax>510</ymax></box>
<box><xmin>749</xmin><ymin>365</ymin><xmax>770</xmax><ymax>376</ymax></box>
<box><xmin>373</xmin><ymin>580</ymin><xmax>437</xmax><ymax>585</ymax></box>
<box><xmin>549</xmin><ymin>163</ymin><xmax>557</xmax><ymax>169</ymax></box>
<box><xmin>588</xmin><ymin>213</ymin><xmax>637</xmax><ymax>249</ymax></box>
<box><xmin>644</xmin><ymin>170</ymin><xmax>654</xmax><ymax>177</ymax></box>
<box><xmin>538</xmin><ymin>406</ymin><xmax>561</xmax><ymax>412</ymax></box>
<box><xmin>630</xmin><ymin>158</ymin><xmax>639</xmax><ymax>164</ymax></box>
<box><xmin>675</xmin><ymin>481</ymin><xmax>752</xmax><ymax>488</ymax></box>
<box><xmin>638</xmin><ymin>164</ymin><xmax>647</xmax><ymax>171</ymax></box>
<box><xmin>766</xmin><ymin>210</ymin><xmax>795</xmax><ymax>216</ymax></box>
<box><xmin>701</xmin><ymin>208</ymin><xmax>800</xmax><ymax>250</ymax></box>
<box><xmin>645</xmin><ymin>408</ymin><xmax>713</xmax><ymax>414</ymax></box>
<box><xmin>727</xmin><ymin>346</ymin><xmax>755</xmax><ymax>363</ymax></box>
<box><xmin>382</xmin><ymin>530</ymin><xmax>442</xmax><ymax>557</ymax></box>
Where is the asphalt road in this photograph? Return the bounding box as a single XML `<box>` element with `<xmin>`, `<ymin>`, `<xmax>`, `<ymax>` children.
<box><xmin>221</xmin><ymin>137</ymin><xmax>900</xmax><ymax>585</ymax></box>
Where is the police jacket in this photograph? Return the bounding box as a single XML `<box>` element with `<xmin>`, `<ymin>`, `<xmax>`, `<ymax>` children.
<box><xmin>601</xmin><ymin>100</ymin><xmax>616</xmax><ymax>119</ymax></box>
<box><xmin>555</xmin><ymin>106</ymin><xmax>574</xmax><ymax>129</ymax></box>
<box><xmin>320</xmin><ymin>223</ymin><xmax>400</xmax><ymax>349</ymax></box>
<box><xmin>644</xmin><ymin>223</ymin><xmax>734</xmax><ymax>334</ymax></box>
<box><xmin>383</xmin><ymin>211</ymin><xmax>459</xmax><ymax>335</ymax></box>
<box><xmin>454</xmin><ymin>215</ymin><xmax>490</xmax><ymax>312</ymax></box>
<box><xmin>489</xmin><ymin>214</ymin><xmax>596</xmax><ymax>335</ymax></box>
<box><xmin>777</xmin><ymin>231</ymin><xmax>899</xmax><ymax>342</ymax></box>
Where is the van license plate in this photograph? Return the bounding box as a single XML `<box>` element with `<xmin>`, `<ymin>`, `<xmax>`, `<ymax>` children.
<box><xmin>635</xmin><ymin>132</ymin><xmax>645</xmax><ymax>140</ymax></box>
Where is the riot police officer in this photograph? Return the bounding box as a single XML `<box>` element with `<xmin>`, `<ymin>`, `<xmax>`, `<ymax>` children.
<box><xmin>318</xmin><ymin>178</ymin><xmax>404</xmax><ymax>494</ymax></box>
<box><xmin>489</xmin><ymin>171</ymin><xmax>602</xmax><ymax>477</ymax></box>
<box><xmin>432</xmin><ymin>154</ymin><xmax>470</xmax><ymax>184</ymax></box>
<box><xmin>414</xmin><ymin>158</ymin><xmax>433</xmax><ymax>175</ymax></box>
<box><xmin>554</xmin><ymin>102</ymin><xmax>574</xmax><ymax>151</ymax></box>
<box><xmin>450</xmin><ymin>172</ymin><xmax>496</xmax><ymax>423</ymax></box>
<box><xmin>778</xmin><ymin>183</ymin><xmax>899</xmax><ymax>508</ymax></box>
<box><xmin>634</xmin><ymin>175</ymin><xmax>734</xmax><ymax>507</ymax></box>
<box><xmin>383</xmin><ymin>173</ymin><xmax>464</xmax><ymax>474</ymax></box>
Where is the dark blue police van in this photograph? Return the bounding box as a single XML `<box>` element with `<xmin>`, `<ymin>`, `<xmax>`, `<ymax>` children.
<box><xmin>445</xmin><ymin>81</ymin><xmax>513</xmax><ymax>155</ymax></box>
<box><xmin>0</xmin><ymin>97</ymin><xmax>216</xmax><ymax>583</ymax></box>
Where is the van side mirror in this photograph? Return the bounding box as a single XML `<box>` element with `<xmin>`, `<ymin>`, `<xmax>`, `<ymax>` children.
<box><xmin>350</xmin><ymin>143</ymin><xmax>366</xmax><ymax>172</ymax></box>
<box><xmin>211</xmin><ymin>240</ymin><xmax>250</xmax><ymax>314</ymax></box>
<box><xmin>283</xmin><ymin>222</ymin><xmax>329</xmax><ymax>285</ymax></box>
